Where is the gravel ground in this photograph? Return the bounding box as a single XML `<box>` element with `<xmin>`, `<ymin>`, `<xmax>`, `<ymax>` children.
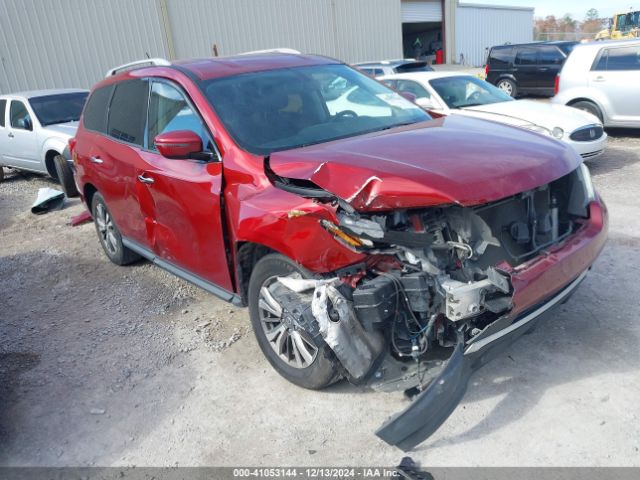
<box><xmin>1</xmin><ymin>130</ymin><xmax>639</xmax><ymax>467</ymax></box>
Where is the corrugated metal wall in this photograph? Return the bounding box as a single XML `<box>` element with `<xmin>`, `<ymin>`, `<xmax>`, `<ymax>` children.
<box><xmin>455</xmin><ymin>4</ymin><xmax>533</xmax><ymax>67</ymax></box>
<box><xmin>0</xmin><ymin>0</ymin><xmax>402</xmax><ymax>93</ymax></box>
<box><xmin>0</xmin><ymin>0</ymin><xmax>169</xmax><ymax>93</ymax></box>
<box><xmin>401</xmin><ymin>0</ymin><xmax>442</xmax><ymax>23</ymax></box>
<box><xmin>164</xmin><ymin>0</ymin><xmax>402</xmax><ymax>63</ymax></box>
<box><xmin>333</xmin><ymin>0</ymin><xmax>403</xmax><ymax>63</ymax></box>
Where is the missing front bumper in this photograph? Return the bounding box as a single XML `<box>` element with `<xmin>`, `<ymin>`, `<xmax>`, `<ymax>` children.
<box><xmin>376</xmin><ymin>269</ymin><xmax>588</xmax><ymax>451</ymax></box>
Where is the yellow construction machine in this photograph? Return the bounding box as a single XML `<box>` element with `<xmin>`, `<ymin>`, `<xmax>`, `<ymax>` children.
<box><xmin>595</xmin><ymin>10</ymin><xmax>640</xmax><ymax>40</ymax></box>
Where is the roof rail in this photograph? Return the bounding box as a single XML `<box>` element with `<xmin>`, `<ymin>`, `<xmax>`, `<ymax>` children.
<box><xmin>105</xmin><ymin>58</ymin><xmax>171</xmax><ymax>77</ymax></box>
<box><xmin>238</xmin><ymin>48</ymin><xmax>301</xmax><ymax>56</ymax></box>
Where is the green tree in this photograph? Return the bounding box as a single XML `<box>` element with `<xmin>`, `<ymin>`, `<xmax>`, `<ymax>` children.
<box><xmin>585</xmin><ymin>8</ymin><xmax>599</xmax><ymax>22</ymax></box>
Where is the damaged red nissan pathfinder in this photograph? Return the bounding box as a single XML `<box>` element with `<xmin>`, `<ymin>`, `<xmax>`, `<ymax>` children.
<box><xmin>72</xmin><ymin>53</ymin><xmax>608</xmax><ymax>451</ymax></box>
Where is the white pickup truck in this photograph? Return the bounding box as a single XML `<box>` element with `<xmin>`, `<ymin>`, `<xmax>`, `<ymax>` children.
<box><xmin>0</xmin><ymin>89</ymin><xmax>88</xmax><ymax>193</ymax></box>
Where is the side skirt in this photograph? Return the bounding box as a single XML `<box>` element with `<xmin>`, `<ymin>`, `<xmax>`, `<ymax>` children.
<box><xmin>122</xmin><ymin>237</ymin><xmax>243</xmax><ymax>306</ymax></box>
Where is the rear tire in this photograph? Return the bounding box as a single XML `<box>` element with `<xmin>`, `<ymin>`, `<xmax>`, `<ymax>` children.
<box><xmin>53</xmin><ymin>154</ymin><xmax>79</xmax><ymax>197</ymax></box>
<box><xmin>0</xmin><ymin>166</ymin><xmax>4</xmax><ymax>182</ymax></box>
<box><xmin>570</xmin><ymin>100</ymin><xmax>603</xmax><ymax>123</ymax></box>
<box><xmin>91</xmin><ymin>192</ymin><xmax>140</xmax><ymax>266</ymax></box>
<box><xmin>248</xmin><ymin>253</ymin><xmax>341</xmax><ymax>390</ymax></box>
<box><xmin>496</xmin><ymin>78</ymin><xmax>517</xmax><ymax>98</ymax></box>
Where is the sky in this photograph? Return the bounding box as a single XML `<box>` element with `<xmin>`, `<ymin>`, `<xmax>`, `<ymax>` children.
<box><xmin>462</xmin><ymin>0</ymin><xmax>636</xmax><ymax>20</ymax></box>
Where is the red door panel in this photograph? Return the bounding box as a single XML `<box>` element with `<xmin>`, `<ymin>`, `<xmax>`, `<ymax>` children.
<box><xmin>136</xmin><ymin>151</ymin><xmax>233</xmax><ymax>291</ymax></box>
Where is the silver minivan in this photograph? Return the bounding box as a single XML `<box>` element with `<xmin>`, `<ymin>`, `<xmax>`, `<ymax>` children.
<box><xmin>552</xmin><ymin>39</ymin><xmax>640</xmax><ymax>128</ymax></box>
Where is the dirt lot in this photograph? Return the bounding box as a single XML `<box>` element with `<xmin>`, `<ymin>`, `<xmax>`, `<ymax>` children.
<box><xmin>1</xmin><ymin>130</ymin><xmax>640</xmax><ymax>467</ymax></box>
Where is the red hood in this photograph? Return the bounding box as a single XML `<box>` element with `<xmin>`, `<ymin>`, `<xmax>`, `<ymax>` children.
<box><xmin>269</xmin><ymin>116</ymin><xmax>582</xmax><ymax>211</ymax></box>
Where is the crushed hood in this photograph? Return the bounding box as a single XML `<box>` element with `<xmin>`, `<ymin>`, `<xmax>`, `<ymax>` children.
<box><xmin>268</xmin><ymin>115</ymin><xmax>582</xmax><ymax>211</ymax></box>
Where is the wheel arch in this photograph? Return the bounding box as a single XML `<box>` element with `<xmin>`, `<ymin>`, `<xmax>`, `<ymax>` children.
<box><xmin>234</xmin><ymin>241</ymin><xmax>277</xmax><ymax>306</ymax></box>
<box><xmin>83</xmin><ymin>182</ymin><xmax>98</xmax><ymax>210</ymax></box>
<box><xmin>566</xmin><ymin>97</ymin><xmax>607</xmax><ymax>122</ymax></box>
<box><xmin>41</xmin><ymin>137</ymin><xmax>68</xmax><ymax>178</ymax></box>
<box><xmin>44</xmin><ymin>149</ymin><xmax>61</xmax><ymax>179</ymax></box>
<box><xmin>494</xmin><ymin>74</ymin><xmax>518</xmax><ymax>85</ymax></box>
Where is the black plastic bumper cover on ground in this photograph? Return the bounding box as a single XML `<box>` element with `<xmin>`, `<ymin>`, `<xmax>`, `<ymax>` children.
<box><xmin>376</xmin><ymin>269</ymin><xmax>588</xmax><ymax>451</ymax></box>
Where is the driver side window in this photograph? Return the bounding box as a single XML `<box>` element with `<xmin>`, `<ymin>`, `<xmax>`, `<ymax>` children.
<box><xmin>147</xmin><ymin>81</ymin><xmax>213</xmax><ymax>152</ymax></box>
<box><xmin>10</xmin><ymin>100</ymin><xmax>32</xmax><ymax>131</ymax></box>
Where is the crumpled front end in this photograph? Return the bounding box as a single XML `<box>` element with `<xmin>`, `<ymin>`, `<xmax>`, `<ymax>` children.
<box><xmin>262</xmin><ymin>161</ymin><xmax>607</xmax><ymax>450</ymax></box>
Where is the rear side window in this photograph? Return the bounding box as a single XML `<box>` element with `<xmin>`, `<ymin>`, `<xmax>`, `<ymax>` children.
<box><xmin>394</xmin><ymin>79</ymin><xmax>431</xmax><ymax>100</ymax></box>
<box><xmin>488</xmin><ymin>47</ymin><xmax>513</xmax><ymax>67</ymax></box>
<box><xmin>107</xmin><ymin>79</ymin><xmax>149</xmax><ymax>146</ymax></box>
<box><xmin>593</xmin><ymin>50</ymin><xmax>608</xmax><ymax>71</ymax></box>
<box><xmin>605</xmin><ymin>46</ymin><xmax>640</xmax><ymax>71</ymax></box>
<box><xmin>83</xmin><ymin>85</ymin><xmax>114</xmax><ymax>133</ymax></box>
<box><xmin>593</xmin><ymin>46</ymin><xmax>640</xmax><ymax>71</ymax></box>
<box><xmin>360</xmin><ymin>68</ymin><xmax>383</xmax><ymax>76</ymax></box>
<box><xmin>538</xmin><ymin>46</ymin><xmax>565</xmax><ymax>64</ymax></box>
<box><xmin>0</xmin><ymin>99</ymin><xmax>5</xmax><ymax>127</ymax></box>
<box><xmin>515</xmin><ymin>48</ymin><xmax>538</xmax><ymax>65</ymax></box>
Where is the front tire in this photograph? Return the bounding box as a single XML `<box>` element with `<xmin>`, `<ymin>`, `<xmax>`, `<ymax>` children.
<box><xmin>91</xmin><ymin>192</ymin><xmax>140</xmax><ymax>265</ymax></box>
<box><xmin>496</xmin><ymin>78</ymin><xmax>517</xmax><ymax>98</ymax></box>
<box><xmin>53</xmin><ymin>154</ymin><xmax>79</xmax><ymax>197</ymax></box>
<box><xmin>248</xmin><ymin>253</ymin><xmax>341</xmax><ymax>389</ymax></box>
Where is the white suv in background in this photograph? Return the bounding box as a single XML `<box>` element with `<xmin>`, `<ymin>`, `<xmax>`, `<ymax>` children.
<box><xmin>0</xmin><ymin>89</ymin><xmax>88</xmax><ymax>183</ymax></box>
<box><xmin>553</xmin><ymin>39</ymin><xmax>640</xmax><ymax>128</ymax></box>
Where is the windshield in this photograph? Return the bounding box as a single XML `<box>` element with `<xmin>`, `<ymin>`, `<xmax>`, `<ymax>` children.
<box><xmin>203</xmin><ymin>64</ymin><xmax>430</xmax><ymax>155</ymax></box>
<box><xmin>429</xmin><ymin>76</ymin><xmax>513</xmax><ymax>109</ymax></box>
<box><xmin>395</xmin><ymin>62</ymin><xmax>433</xmax><ymax>73</ymax></box>
<box><xmin>29</xmin><ymin>92</ymin><xmax>88</xmax><ymax>126</ymax></box>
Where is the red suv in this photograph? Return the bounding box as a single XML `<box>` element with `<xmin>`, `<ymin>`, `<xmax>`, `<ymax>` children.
<box><xmin>72</xmin><ymin>53</ymin><xmax>607</xmax><ymax>451</ymax></box>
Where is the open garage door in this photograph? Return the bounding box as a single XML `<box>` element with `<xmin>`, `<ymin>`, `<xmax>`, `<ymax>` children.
<box><xmin>401</xmin><ymin>0</ymin><xmax>442</xmax><ymax>22</ymax></box>
<box><xmin>401</xmin><ymin>0</ymin><xmax>443</xmax><ymax>61</ymax></box>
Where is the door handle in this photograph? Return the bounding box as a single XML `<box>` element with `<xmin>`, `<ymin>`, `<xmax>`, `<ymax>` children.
<box><xmin>90</xmin><ymin>156</ymin><xmax>103</xmax><ymax>164</ymax></box>
<box><xmin>539</xmin><ymin>67</ymin><xmax>548</xmax><ymax>71</ymax></box>
<box><xmin>8</xmin><ymin>132</ymin><xmax>14</xmax><ymax>138</ymax></box>
<box><xmin>137</xmin><ymin>174</ymin><xmax>154</xmax><ymax>184</ymax></box>
<box><xmin>594</xmin><ymin>76</ymin><xmax>606</xmax><ymax>82</ymax></box>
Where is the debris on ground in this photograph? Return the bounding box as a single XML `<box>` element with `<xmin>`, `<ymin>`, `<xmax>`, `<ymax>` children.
<box><xmin>31</xmin><ymin>188</ymin><xmax>64</xmax><ymax>214</ymax></box>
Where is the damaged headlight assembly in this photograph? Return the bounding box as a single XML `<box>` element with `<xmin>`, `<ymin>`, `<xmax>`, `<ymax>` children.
<box><xmin>266</xmin><ymin>159</ymin><xmax>602</xmax><ymax>451</ymax></box>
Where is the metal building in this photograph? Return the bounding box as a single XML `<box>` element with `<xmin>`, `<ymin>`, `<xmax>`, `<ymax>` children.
<box><xmin>455</xmin><ymin>3</ymin><xmax>534</xmax><ymax>66</ymax></box>
<box><xmin>0</xmin><ymin>0</ymin><xmax>532</xmax><ymax>93</ymax></box>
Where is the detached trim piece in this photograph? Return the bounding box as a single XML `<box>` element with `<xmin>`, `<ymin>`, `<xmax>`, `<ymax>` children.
<box><xmin>466</xmin><ymin>269</ymin><xmax>588</xmax><ymax>354</ymax></box>
<box><xmin>122</xmin><ymin>238</ymin><xmax>242</xmax><ymax>306</ymax></box>
<box><xmin>376</xmin><ymin>268</ymin><xmax>589</xmax><ymax>451</ymax></box>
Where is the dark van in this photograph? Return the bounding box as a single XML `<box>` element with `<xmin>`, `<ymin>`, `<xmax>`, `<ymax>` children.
<box><xmin>485</xmin><ymin>41</ymin><xmax>578</xmax><ymax>97</ymax></box>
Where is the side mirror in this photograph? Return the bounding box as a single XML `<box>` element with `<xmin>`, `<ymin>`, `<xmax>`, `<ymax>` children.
<box><xmin>17</xmin><ymin>116</ymin><xmax>33</xmax><ymax>131</ymax></box>
<box><xmin>399</xmin><ymin>91</ymin><xmax>417</xmax><ymax>103</ymax></box>
<box><xmin>154</xmin><ymin>130</ymin><xmax>203</xmax><ymax>159</ymax></box>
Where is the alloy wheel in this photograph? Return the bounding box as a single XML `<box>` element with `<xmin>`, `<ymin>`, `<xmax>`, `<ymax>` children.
<box><xmin>258</xmin><ymin>276</ymin><xmax>318</xmax><ymax>369</ymax></box>
<box><xmin>95</xmin><ymin>203</ymin><xmax>118</xmax><ymax>256</ymax></box>
<box><xmin>498</xmin><ymin>80</ymin><xmax>513</xmax><ymax>96</ymax></box>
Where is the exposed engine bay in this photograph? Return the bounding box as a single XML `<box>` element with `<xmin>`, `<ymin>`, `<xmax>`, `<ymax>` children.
<box><xmin>266</xmin><ymin>164</ymin><xmax>594</xmax><ymax>393</ymax></box>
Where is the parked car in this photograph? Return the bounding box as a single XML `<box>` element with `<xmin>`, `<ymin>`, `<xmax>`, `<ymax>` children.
<box><xmin>0</xmin><ymin>89</ymin><xmax>88</xmax><ymax>191</ymax></box>
<box><xmin>485</xmin><ymin>41</ymin><xmax>578</xmax><ymax>97</ymax></box>
<box><xmin>381</xmin><ymin>72</ymin><xmax>607</xmax><ymax>160</ymax></box>
<box><xmin>552</xmin><ymin>39</ymin><xmax>640</xmax><ymax>128</ymax></box>
<box><xmin>354</xmin><ymin>59</ymin><xmax>433</xmax><ymax>77</ymax></box>
<box><xmin>73</xmin><ymin>54</ymin><xmax>607</xmax><ymax>451</ymax></box>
